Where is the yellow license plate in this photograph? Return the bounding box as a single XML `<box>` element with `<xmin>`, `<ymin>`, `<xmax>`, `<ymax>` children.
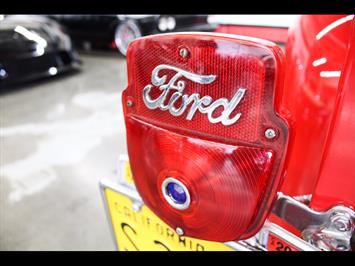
<box><xmin>102</xmin><ymin>180</ymin><xmax>235</xmax><ymax>251</ymax></box>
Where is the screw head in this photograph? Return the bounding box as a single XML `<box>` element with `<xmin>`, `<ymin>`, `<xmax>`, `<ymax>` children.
<box><xmin>126</xmin><ymin>100</ymin><xmax>134</xmax><ymax>107</ymax></box>
<box><xmin>333</xmin><ymin>218</ymin><xmax>351</xmax><ymax>232</ymax></box>
<box><xmin>330</xmin><ymin>212</ymin><xmax>352</xmax><ymax>232</ymax></box>
<box><xmin>334</xmin><ymin>221</ymin><xmax>347</xmax><ymax>232</ymax></box>
<box><xmin>265</xmin><ymin>128</ymin><xmax>277</xmax><ymax>139</ymax></box>
<box><xmin>179</xmin><ymin>48</ymin><xmax>189</xmax><ymax>58</ymax></box>
<box><xmin>176</xmin><ymin>227</ymin><xmax>184</xmax><ymax>236</ymax></box>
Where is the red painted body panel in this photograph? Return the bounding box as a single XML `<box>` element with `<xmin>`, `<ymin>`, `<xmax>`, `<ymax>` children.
<box><xmin>310</xmin><ymin>18</ymin><xmax>355</xmax><ymax>211</ymax></box>
<box><xmin>215</xmin><ymin>25</ymin><xmax>288</xmax><ymax>44</ymax></box>
<box><xmin>279</xmin><ymin>15</ymin><xmax>353</xmax><ymax>200</ymax></box>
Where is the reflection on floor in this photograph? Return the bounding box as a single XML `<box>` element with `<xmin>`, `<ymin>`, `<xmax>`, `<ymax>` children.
<box><xmin>0</xmin><ymin>52</ymin><xmax>127</xmax><ymax>250</ymax></box>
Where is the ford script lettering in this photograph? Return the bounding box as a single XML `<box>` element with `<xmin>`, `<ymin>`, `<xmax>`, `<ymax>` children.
<box><xmin>143</xmin><ymin>64</ymin><xmax>246</xmax><ymax>126</ymax></box>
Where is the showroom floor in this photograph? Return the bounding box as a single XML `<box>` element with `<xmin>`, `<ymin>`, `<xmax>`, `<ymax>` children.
<box><xmin>0</xmin><ymin>51</ymin><xmax>127</xmax><ymax>250</ymax></box>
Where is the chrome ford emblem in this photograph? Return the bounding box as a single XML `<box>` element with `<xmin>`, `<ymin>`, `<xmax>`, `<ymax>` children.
<box><xmin>143</xmin><ymin>64</ymin><xmax>246</xmax><ymax>126</ymax></box>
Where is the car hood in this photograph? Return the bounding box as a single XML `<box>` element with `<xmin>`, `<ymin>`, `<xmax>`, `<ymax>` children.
<box><xmin>0</xmin><ymin>15</ymin><xmax>72</xmax><ymax>59</ymax></box>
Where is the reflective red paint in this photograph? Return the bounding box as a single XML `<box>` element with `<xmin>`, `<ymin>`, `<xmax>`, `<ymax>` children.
<box><xmin>279</xmin><ymin>15</ymin><xmax>353</xmax><ymax>199</ymax></box>
<box><xmin>123</xmin><ymin>33</ymin><xmax>289</xmax><ymax>241</ymax></box>
<box><xmin>311</xmin><ymin>18</ymin><xmax>355</xmax><ymax>211</ymax></box>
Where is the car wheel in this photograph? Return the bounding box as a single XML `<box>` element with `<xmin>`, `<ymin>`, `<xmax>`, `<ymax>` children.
<box><xmin>114</xmin><ymin>20</ymin><xmax>142</xmax><ymax>56</ymax></box>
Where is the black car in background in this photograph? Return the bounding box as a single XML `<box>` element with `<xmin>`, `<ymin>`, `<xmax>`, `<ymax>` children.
<box><xmin>48</xmin><ymin>15</ymin><xmax>217</xmax><ymax>55</ymax></box>
<box><xmin>0</xmin><ymin>15</ymin><xmax>81</xmax><ymax>89</ymax></box>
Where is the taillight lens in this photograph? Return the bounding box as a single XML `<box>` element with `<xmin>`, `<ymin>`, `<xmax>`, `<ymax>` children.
<box><xmin>123</xmin><ymin>33</ymin><xmax>289</xmax><ymax>242</ymax></box>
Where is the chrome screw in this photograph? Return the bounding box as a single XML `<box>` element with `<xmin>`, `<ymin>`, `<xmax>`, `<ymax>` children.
<box><xmin>126</xmin><ymin>100</ymin><xmax>134</xmax><ymax>107</ymax></box>
<box><xmin>179</xmin><ymin>48</ymin><xmax>189</xmax><ymax>58</ymax></box>
<box><xmin>176</xmin><ymin>227</ymin><xmax>184</xmax><ymax>236</ymax></box>
<box><xmin>265</xmin><ymin>128</ymin><xmax>277</xmax><ymax>139</ymax></box>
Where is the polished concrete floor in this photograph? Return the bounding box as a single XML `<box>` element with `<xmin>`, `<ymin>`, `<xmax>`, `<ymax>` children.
<box><xmin>0</xmin><ymin>51</ymin><xmax>128</xmax><ymax>250</ymax></box>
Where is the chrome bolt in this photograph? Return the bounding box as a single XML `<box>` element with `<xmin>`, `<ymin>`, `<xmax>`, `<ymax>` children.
<box><xmin>126</xmin><ymin>100</ymin><xmax>134</xmax><ymax>107</ymax></box>
<box><xmin>179</xmin><ymin>48</ymin><xmax>189</xmax><ymax>58</ymax></box>
<box><xmin>331</xmin><ymin>213</ymin><xmax>351</xmax><ymax>232</ymax></box>
<box><xmin>265</xmin><ymin>128</ymin><xmax>277</xmax><ymax>139</ymax></box>
<box><xmin>334</xmin><ymin>220</ymin><xmax>349</xmax><ymax>232</ymax></box>
<box><xmin>176</xmin><ymin>227</ymin><xmax>184</xmax><ymax>236</ymax></box>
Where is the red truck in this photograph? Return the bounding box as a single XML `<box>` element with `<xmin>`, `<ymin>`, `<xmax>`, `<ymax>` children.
<box><xmin>101</xmin><ymin>15</ymin><xmax>355</xmax><ymax>251</ymax></box>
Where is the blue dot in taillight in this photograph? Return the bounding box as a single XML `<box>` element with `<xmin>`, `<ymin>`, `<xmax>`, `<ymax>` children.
<box><xmin>162</xmin><ymin>177</ymin><xmax>191</xmax><ymax>210</ymax></box>
<box><xmin>166</xmin><ymin>182</ymin><xmax>187</xmax><ymax>204</ymax></box>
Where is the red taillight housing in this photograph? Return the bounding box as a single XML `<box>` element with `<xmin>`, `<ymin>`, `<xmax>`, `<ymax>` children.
<box><xmin>122</xmin><ymin>33</ymin><xmax>289</xmax><ymax>242</ymax></box>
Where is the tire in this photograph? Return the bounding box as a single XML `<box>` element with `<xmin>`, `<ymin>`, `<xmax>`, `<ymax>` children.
<box><xmin>114</xmin><ymin>20</ymin><xmax>142</xmax><ymax>56</ymax></box>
